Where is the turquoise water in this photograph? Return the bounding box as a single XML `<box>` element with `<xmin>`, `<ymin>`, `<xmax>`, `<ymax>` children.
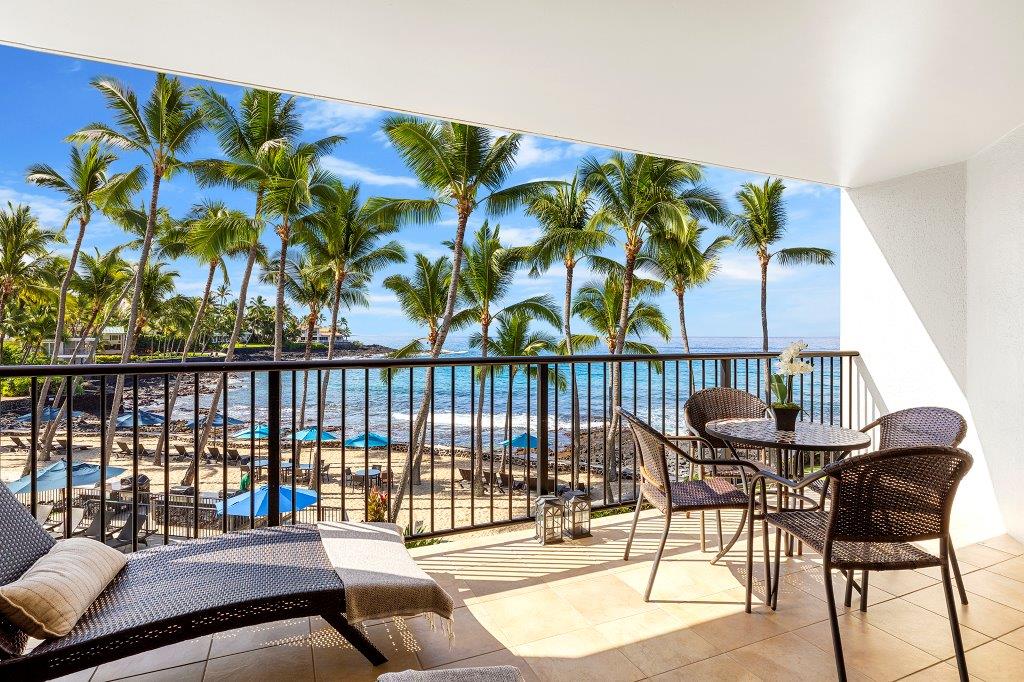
<box><xmin>185</xmin><ymin>336</ymin><xmax>841</xmax><ymax>446</ymax></box>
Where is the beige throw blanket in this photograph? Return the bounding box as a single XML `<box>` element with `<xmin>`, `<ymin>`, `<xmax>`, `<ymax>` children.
<box><xmin>317</xmin><ymin>521</ymin><xmax>454</xmax><ymax>626</ymax></box>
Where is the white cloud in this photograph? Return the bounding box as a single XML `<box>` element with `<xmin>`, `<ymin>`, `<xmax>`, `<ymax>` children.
<box><xmin>321</xmin><ymin>157</ymin><xmax>418</xmax><ymax>188</ymax></box>
<box><xmin>401</xmin><ymin>242</ymin><xmax>452</xmax><ymax>260</ymax></box>
<box><xmin>298</xmin><ymin>99</ymin><xmax>383</xmax><ymax>135</ymax></box>
<box><xmin>715</xmin><ymin>253</ymin><xmax>794</xmax><ymax>283</ymax></box>
<box><xmin>783</xmin><ymin>179</ymin><xmax>833</xmax><ymax>198</ymax></box>
<box><xmin>0</xmin><ymin>185</ymin><xmax>68</xmax><ymax>227</ymax></box>
<box><xmin>493</xmin><ymin>225</ymin><xmax>541</xmax><ymax>247</ymax></box>
<box><xmin>515</xmin><ymin>136</ymin><xmax>590</xmax><ymax>169</ymax></box>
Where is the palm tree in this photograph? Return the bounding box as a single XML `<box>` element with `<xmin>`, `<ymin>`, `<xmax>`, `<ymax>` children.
<box><xmin>0</xmin><ymin>204</ymin><xmax>62</xmax><ymax>355</ymax></box>
<box><xmin>731</xmin><ymin>178</ymin><xmax>834</xmax><ymax>351</ymax></box>
<box><xmin>261</xmin><ymin>143</ymin><xmax>341</xmax><ymax>360</ymax></box>
<box><xmin>371</xmin><ymin>118</ymin><xmax>552</xmax><ymax>521</ymax></box>
<box><xmin>459</xmin><ymin>221</ymin><xmax>559</xmax><ymax>488</ymax></box>
<box><xmin>132</xmin><ymin>262</ymin><xmax>178</xmax><ymax>339</ymax></box>
<box><xmin>244</xmin><ymin>296</ymin><xmax>275</xmax><ymax>343</ymax></box>
<box><xmin>299</xmin><ymin>181</ymin><xmax>405</xmax><ymax>423</ymax></box>
<box><xmin>188</xmin><ymin>87</ymin><xmax>317</xmax><ymax>464</ymax></box>
<box><xmin>525</xmin><ymin>174</ymin><xmax>614</xmax><ymax>469</ymax></box>
<box><xmin>24</xmin><ymin>143</ymin><xmax>142</xmax><ymax>424</ymax></box>
<box><xmin>571</xmin><ymin>273</ymin><xmax>671</xmax><ymax>356</ymax></box>
<box><xmin>70</xmin><ymin>247</ymin><xmax>131</xmax><ymax>344</ymax></box>
<box><xmin>484</xmin><ymin>311</ymin><xmax>558</xmax><ymax>487</ymax></box>
<box><xmin>259</xmin><ymin>251</ymin><xmax>337</xmax><ymax>428</ymax></box>
<box><xmin>581</xmin><ymin>152</ymin><xmax>724</xmax><ymax>448</ymax></box>
<box><xmin>69</xmin><ymin>73</ymin><xmax>205</xmax><ymax>451</ymax></box>
<box><xmin>646</xmin><ymin>217</ymin><xmax>732</xmax><ymax>352</ymax></box>
<box><xmin>152</xmin><ymin>200</ymin><xmax>252</xmax><ymax>464</ymax></box>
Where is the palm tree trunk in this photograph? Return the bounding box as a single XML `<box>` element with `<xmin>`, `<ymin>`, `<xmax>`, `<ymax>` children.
<box><xmin>473</xmin><ymin>321</ymin><xmax>489</xmax><ymax>491</ymax></box>
<box><xmin>298</xmin><ymin>309</ymin><xmax>316</xmax><ymax>429</ymax></box>
<box><xmin>0</xmin><ymin>290</ymin><xmax>10</xmax><ymax>360</ymax></box>
<box><xmin>676</xmin><ymin>285</ymin><xmax>689</xmax><ymax>353</ymax></box>
<box><xmin>563</xmin><ymin>261</ymin><xmax>581</xmax><ymax>487</ymax></box>
<box><xmin>390</xmin><ymin>203</ymin><xmax>471</xmax><ymax>523</ymax></box>
<box><xmin>104</xmin><ymin>170</ymin><xmax>163</xmax><ymax>456</ymax></box>
<box><xmin>605</xmin><ymin>235</ymin><xmax>639</xmax><ymax>463</ymax></box>
<box><xmin>273</xmin><ymin>217</ymin><xmax>290</xmax><ymax>362</ymax></box>
<box><xmin>33</xmin><ymin>216</ymin><xmax>88</xmax><ymax>440</ymax></box>
<box><xmin>152</xmin><ymin>261</ymin><xmax>217</xmax><ymax>465</ymax></box>
<box><xmin>760</xmin><ymin>255</ymin><xmax>769</xmax><ymax>352</ymax></box>
<box><xmin>183</xmin><ymin>243</ymin><xmax>259</xmax><ymax>486</ymax></box>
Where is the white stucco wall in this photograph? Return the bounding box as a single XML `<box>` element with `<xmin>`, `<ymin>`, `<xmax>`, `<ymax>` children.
<box><xmin>840</xmin><ymin>162</ymin><xmax>1006</xmax><ymax>543</ymax></box>
<box><xmin>965</xmin><ymin>125</ymin><xmax>1024</xmax><ymax>540</ymax></box>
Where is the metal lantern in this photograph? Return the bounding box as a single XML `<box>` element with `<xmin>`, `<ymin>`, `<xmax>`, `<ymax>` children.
<box><xmin>562</xmin><ymin>490</ymin><xmax>592</xmax><ymax>539</ymax></box>
<box><xmin>534</xmin><ymin>495</ymin><xmax>563</xmax><ymax>544</ymax></box>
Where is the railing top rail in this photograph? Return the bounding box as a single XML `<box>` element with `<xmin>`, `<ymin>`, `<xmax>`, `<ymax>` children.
<box><xmin>0</xmin><ymin>349</ymin><xmax>859</xmax><ymax>378</ymax></box>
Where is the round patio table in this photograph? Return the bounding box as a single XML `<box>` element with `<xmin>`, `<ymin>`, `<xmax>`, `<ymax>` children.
<box><xmin>705</xmin><ymin>418</ymin><xmax>871</xmax><ymax>478</ymax></box>
<box><xmin>351</xmin><ymin>467</ymin><xmax>381</xmax><ymax>490</ymax></box>
<box><xmin>704</xmin><ymin>418</ymin><xmax>871</xmax><ymax>558</ymax></box>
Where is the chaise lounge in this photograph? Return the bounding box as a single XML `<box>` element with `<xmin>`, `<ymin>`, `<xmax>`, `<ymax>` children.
<box><xmin>0</xmin><ymin>483</ymin><xmax>388</xmax><ymax>681</ymax></box>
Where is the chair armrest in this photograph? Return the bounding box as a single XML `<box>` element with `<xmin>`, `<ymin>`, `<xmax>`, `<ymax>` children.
<box><xmin>859</xmin><ymin>416</ymin><xmax>882</xmax><ymax>434</ymax></box>
<box><xmin>753</xmin><ymin>467</ymin><xmax>830</xmax><ymax>491</ymax></box>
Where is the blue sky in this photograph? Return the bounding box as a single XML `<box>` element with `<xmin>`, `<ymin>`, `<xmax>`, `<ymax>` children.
<box><xmin>0</xmin><ymin>45</ymin><xmax>839</xmax><ymax>346</ymax></box>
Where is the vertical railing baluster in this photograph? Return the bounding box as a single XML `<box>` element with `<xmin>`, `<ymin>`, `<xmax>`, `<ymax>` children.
<box><xmin>489</xmin><ymin>364</ymin><xmax>496</xmax><ymax>524</ymax></box>
<box><xmin>29</xmin><ymin>377</ymin><xmax>38</xmax><ymax>519</ymax></box>
<box><xmin>315</xmin><ymin>369</ymin><xmax>323</xmax><ymax>522</ymax></box>
<box><xmin>365</xmin><ymin>368</ymin><xmax>371</xmax><ymax>522</ymax></box>
<box><xmin>429</xmin><ymin>366</ymin><xmax>435</xmax><ymax>532</ymax></box>
<box><xmin>602</xmin><ymin>361</ymin><xmax>608</xmax><ymax>505</ymax></box>
<box><xmin>537</xmin><ymin>362</ymin><xmax>549</xmax><ymax>496</ymax></box>
<box><xmin>449</xmin><ymin>365</ymin><xmax>455</xmax><ymax>529</ymax></box>
<box><xmin>469</xmin><ymin>364</ymin><xmax>475</xmax><ymax>528</ymax></box>
<box><xmin>192</xmin><ymin>372</ymin><xmax>199</xmax><ymax>539</ymax></box>
<box><xmin>408</xmin><ymin>368</ymin><xmax>414</xmax><ymax>535</ymax></box>
<box><xmin>162</xmin><ymin>374</ymin><xmax>169</xmax><ymax>544</ymax></box>
<box><xmin>586</xmin><ymin>363</ymin><xmax>592</xmax><ymax>496</ymax></box>
<box><xmin>131</xmin><ymin>374</ymin><xmax>139</xmax><ymax>551</ymax></box>
<box><xmin>526</xmin><ymin>363</ymin><xmax>532</xmax><ymax>508</ymax></box>
<box><xmin>267</xmin><ymin>370</ymin><xmax>281</xmax><ymax>526</ymax></box>
<box><xmin>99</xmin><ymin>375</ymin><xmax>107</xmax><ymax>544</ymax></box>
<box><xmin>506</xmin><ymin>364</ymin><xmax>512</xmax><ymax>520</ymax></box>
<box><xmin>553</xmin><ymin>362</ymin><xmax>559</xmax><ymax>494</ymax></box>
<box><xmin>64</xmin><ymin>375</ymin><xmax>73</xmax><ymax>539</ymax></box>
<box><xmin>291</xmin><ymin>370</ymin><xmax>297</xmax><ymax>524</ymax></box>
<box><xmin>250</xmin><ymin>372</ymin><xmax>256</xmax><ymax>529</ymax></box>
<box><xmin>222</xmin><ymin>372</ymin><xmax>228</xmax><ymax>534</ymax></box>
<box><xmin>340</xmin><ymin>368</ymin><xmax>346</xmax><ymax>520</ymax></box>
<box><xmin>386</xmin><ymin>369</ymin><xmax>393</xmax><ymax>511</ymax></box>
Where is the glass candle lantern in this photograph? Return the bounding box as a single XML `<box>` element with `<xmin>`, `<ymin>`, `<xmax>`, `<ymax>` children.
<box><xmin>534</xmin><ymin>495</ymin><xmax>563</xmax><ymax>544</ymax></box>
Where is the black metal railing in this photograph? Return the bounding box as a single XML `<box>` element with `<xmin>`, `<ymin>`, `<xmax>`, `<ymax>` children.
<box><xmin>0</xmin><ymin>350</ymin><xmax>874</xmax><ymax>548</ymax></box>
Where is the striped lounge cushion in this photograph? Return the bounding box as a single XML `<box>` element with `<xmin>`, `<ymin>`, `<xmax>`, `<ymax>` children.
<box><xmin>0</xmin><ymin>537</ymin><xmax>126</xmax><ymax>639</ymax></box>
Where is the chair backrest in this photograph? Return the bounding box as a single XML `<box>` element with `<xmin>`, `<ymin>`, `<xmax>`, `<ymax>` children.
<box><xmin>684</xmin><ymin>387</ymin><xmax>768</xmax><ymax>449</ymax></box>
<box><xmin>0</xmin><ymin>483</ymin><xmax>56</xmax><ymax>655</ymax></box>
<box><xmin>823</xmin><ymin>446</ymin><xmax>972</xmax><ymax>544</ymax></box>
<box><xmin>619</xmin><ymin>408</ymin><xmax>674</xmax><ymax>512</ymax></box>
<box><xmin>175</xmin><ymin>444</ymin><xmax>189</xmax><ymax>455</ymax></box>
<box><xmin>866</xmin><ymin>407</ymin><xmax>967</xmax><ymax>450</ymax></box>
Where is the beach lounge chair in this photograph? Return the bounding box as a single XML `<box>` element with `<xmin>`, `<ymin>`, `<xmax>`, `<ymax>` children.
<box><xmin>33</xmin><ymin>503</ymin><xmax>53</xmax><ymax>527</ymax></box>
<box><xmin>173</xmin><ymin>444</ymin><xmax>191</xmax><ymax>461</ymax></box>
<box><xmin>227</xmin><ymin>448</ymin><xmax>242</xmax><ymax>462</ymax></box>
<box><xmin>106</xmin><ymin>507</ymin><xmax>150</xmax><ymax>549</ymax></box>
<box><xmin>457</xmin><ymin>468</ymin><xmax>474</xmax><ymax>489</ymax></box>
<box><xmin>45</xmin><ymin>507</ymin><xmax>85</xmax><ymax>536</ymax></box>
<box><xmin>319</xmin><ymin>462</ymin><xmax>333</xmax><ymax>483</ymax></box>
<box><xmin>0</xmin><ymin>482</ymin><xmax>445</xmax><ymax>680</ymax></box>
<box><xmin>499</xmin><ymin>472</ymin><xmax>525</xmax><ymax>492</ymax></box>
<box><xmin>9</xmin><ymin>436</ymin><xmax>29</xmax><ymax>450</ymax></box>
<box><xmin>206</xmin><ymin>446</ymin><xmax>221</xmax><ymax>463</ymax></box>
<box><xmin>115</xmin><ymin>441</ymin><xmax>133</xmax><ymax>459</ymax></box>
<box><xmin>55</xmin><ymin>439</ymin><xmax>90</xmax><ymax>452</ymax></box>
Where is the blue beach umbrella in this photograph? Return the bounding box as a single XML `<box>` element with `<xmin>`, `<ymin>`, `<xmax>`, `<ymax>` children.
<box><xmin>115</xmin><ymin>410</ymin><xmax>164</xmax><ymax>428</ymax></box>
<box><xmin>292</xmin><ymin>427</ymin><xmax>339</xmax><ymax>442</ymax></box>
<box><xmin>215</xmin><ymin>484</ymin><xmax>318</xmax><ymax>517</ymax></box>
<box><xmin>186</xmin><ymin>413</ymin><xmax>244</xmax><ymax>428</ymax></box>
<box><xmin>501</xmin><ymin>433</ymin><xmax>541</xmax><ymax>449</ymax></box>
<box><xmin>344</xmin><ymin>432</ymin><xmax>389</xmax><ymax>448</ymax></box>
<box><xmin>16</xmin><ymin>407</ymin><xmax>83</xmax><ymax>423</ymax></box>
<box><xmin>233</xmin><ymin>424</ymin><xmax>270</xmax><ymax>439</ymax></box>
<box><xmin>4</xmin><ymin>460</ymin><xmax>126</xmax><ymax>494</ymax></box>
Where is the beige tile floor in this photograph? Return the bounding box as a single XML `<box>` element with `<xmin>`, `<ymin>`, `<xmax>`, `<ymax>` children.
<box><xmin>51</xmin><ymin>511</ymin><xmax>1024</xmax><ymax>681</ymax></box>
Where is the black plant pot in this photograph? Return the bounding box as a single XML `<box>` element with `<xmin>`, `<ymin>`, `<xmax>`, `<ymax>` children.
<box><xmin>773</xmin><ymin>407</ymin><xmax>800</xmax><ymax>431</ymax></box>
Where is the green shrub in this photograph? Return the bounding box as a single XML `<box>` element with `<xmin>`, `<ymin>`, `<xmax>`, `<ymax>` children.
<box><xmin>0</xmin><ymin>376</ymin><xmax>31</xmax><ymax>397</ymax></box>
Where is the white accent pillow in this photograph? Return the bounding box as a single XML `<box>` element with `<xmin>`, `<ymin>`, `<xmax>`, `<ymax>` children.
<box><xmin>0</xmin><ymin>537</ymin><xmax>126</xmax><ymax>638</ymax></box>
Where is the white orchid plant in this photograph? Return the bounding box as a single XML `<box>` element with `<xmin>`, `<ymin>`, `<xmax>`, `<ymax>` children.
<box><xmin>769</xmin><ymin>341</ymin><xmax>813</xmax><ymax>409</ymax></box>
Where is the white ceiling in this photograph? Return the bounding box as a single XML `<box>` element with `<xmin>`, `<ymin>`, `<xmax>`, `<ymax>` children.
<box><xmin>3</xmin><ymin>1</ymin><xmax>1023</xmax><ymax>188</ymax></box>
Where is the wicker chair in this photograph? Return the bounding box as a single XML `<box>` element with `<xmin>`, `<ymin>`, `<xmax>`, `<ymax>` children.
<box><xmin>619</xmin><ymin>408</ymin><xmax>760</xmax><ymax>601</ymax></box>
<box><xmin>682</xmin><ymin>387</ymin><xmax>774</xmax><ymax>553</ymax></box>
<box><xmin>849</xmin><ymin>407</ymin><xmax>969</xmax><ymax>610</ymax></box>
<box><xmin>746</xmin><ymin>446</ymin><xmax>972</xmax><ymax>682</ymax></box>
<box><xmin>0</xmin><ymin>483</ymin><xmax>386</xmax><ymax>680</ymax></box>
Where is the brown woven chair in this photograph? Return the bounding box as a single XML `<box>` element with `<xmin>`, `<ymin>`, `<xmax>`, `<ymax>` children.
<box><xmin>0</xmin><ymin>483</ymin><xmax>386</xmax><ymax>680</ymax></box>
<box><xmin>682</xmin><ymin>387</ymin><xmax>774</xmax><ymax>554</ymax></box>
<box><xmin>746</xmin><ymin>446</ymin><xmax>972</xmax><ymax>682</ymax></box>
<box><xmin>619</xmin><ymin>408</ymin><xmax>759</xmax><ymax>601</ymax></box>
<box><xmin>848</xmin><ymin>407</ymin><xmax>969</xmax><ymax>610</ymax></box>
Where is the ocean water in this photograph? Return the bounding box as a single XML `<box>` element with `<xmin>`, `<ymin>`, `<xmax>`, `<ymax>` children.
<box><xmin>180</xmin><ymin>336</ymin><xmax>840</xmax><ymax>445</ymax></box>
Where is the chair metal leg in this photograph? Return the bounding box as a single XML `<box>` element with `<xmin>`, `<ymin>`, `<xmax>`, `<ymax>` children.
<box><xmin>699</xmin><ymin>510</ymin><xmax>706</xmax><ymax>552</ymax></box>
<box><xmin>762</xmin><ymin>518</ymin><xmax>772</xmax><ymax>606</ymax></box>
<box><xmin>712</xmin><ymin>506</ymin><xmax>747</xmax><ymax>565</ymax></box>
<box><xmin>859</xmin><ymin>570</ymin><xmax>869</xmax><ymax>612</ymax></box>
<box><xmin>822</xmin><ymin>563</ymin><xmax>848</xmax><ymax>682</ymax></box>
<box><xmin>321</xmin><ymin>611</ymin><xmax>388</xmax><ymax>666</ymax></box>
<box><xmin>844</xmin><ymin>570</ymin><xmax>854</xmax><ymax>608</ymax></box>
<box><xmin>716</xmin><ymin>509</ymin><xmax>724</xmax><ymax>547</ymax></box>
<box><xmin>745</xmin><ymin>503</ymin><xmax>756</xmax><ymax>613</ymax></box>
<box><xmin>948</xmin><ymin>540</ymin><xmax>969</xmax><ymax>605</ymax></box>
<box><xmin>644</xmin><ymin>512</ymin><xmax>673</xmax><ymax>601</ymax></box>
<box><xmin>623</xmin><ymin>490</ymin><xmax>644</xmax><ymax>561</ymax></box>
<box><xmin>940</xmin><ymin>539</ymin><xmax>970</xmax><ymax>681</ymax></box>
<box><xmin>771</xmin><ymin>527</ymin><xmax>782</xmax><ymax>610</ymax></box>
